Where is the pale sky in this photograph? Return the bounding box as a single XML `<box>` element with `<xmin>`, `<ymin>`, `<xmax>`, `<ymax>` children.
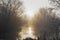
<box><xmin>22</xmin><ymin>0</ymin><xmax>50</xmax><ymax>13</ymax></box>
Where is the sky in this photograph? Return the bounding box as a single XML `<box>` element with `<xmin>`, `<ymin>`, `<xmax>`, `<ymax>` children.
<box><xmin>20</xmin><ymin>0</ymin><xmax>50</xmax><ymax>37</ymax></box>
<box><xmin>22</xmin><ymin>0</ymin><xmax>50</xmax><ymax>13</ymax></box>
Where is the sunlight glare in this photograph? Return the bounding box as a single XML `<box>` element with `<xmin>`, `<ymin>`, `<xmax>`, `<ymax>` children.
<box><xmin>24</xmin><ymin>11</ymin><xmax>35</xmax><ymax>19</ymax></box>
<box><xmin>28</xmin><ymin>27</ymin><xmax>32</xmax><ymax>35</ymax></box>
<box><xmin>19</xmin><ymin>26</ymin><xmax>37</xmax><ymax>40</ymax></box>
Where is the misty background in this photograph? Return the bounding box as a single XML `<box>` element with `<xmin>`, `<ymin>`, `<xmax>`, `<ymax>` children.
<box><xmin>0</xmin><ymin>0</ymin><xmax>60</xmax><ymax>40</ymax></box>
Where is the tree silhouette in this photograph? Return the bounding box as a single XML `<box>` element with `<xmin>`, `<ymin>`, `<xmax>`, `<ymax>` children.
<box><xmin>49</xmin><ymin>0</ymin><xmax>60</xmax><ymax>9</ymax></box>
<box><xmin>0</xmin><ymin>0</ymin><xmax>24</xmax><ymax>40</ymax></box>
<box><xmin>32</xmin><ymin>8</ymin><xmax>60</xmax><ymax>40</ymax></box>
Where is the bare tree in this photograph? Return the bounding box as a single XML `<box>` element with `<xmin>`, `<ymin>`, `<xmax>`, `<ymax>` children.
<box><xmin>0</xmin><ymin>0</ymin><xmax>24</xmax><ymax>40</ymax></box>
<box><xmin>32</xmin><ymin>8</ymin><xmax>60</xmax><ymax>40</ymax></box>
<box><xmin>49</xmin><ymin>0</ymin><xmax>60</xmax><ymax>9</ymax></box>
